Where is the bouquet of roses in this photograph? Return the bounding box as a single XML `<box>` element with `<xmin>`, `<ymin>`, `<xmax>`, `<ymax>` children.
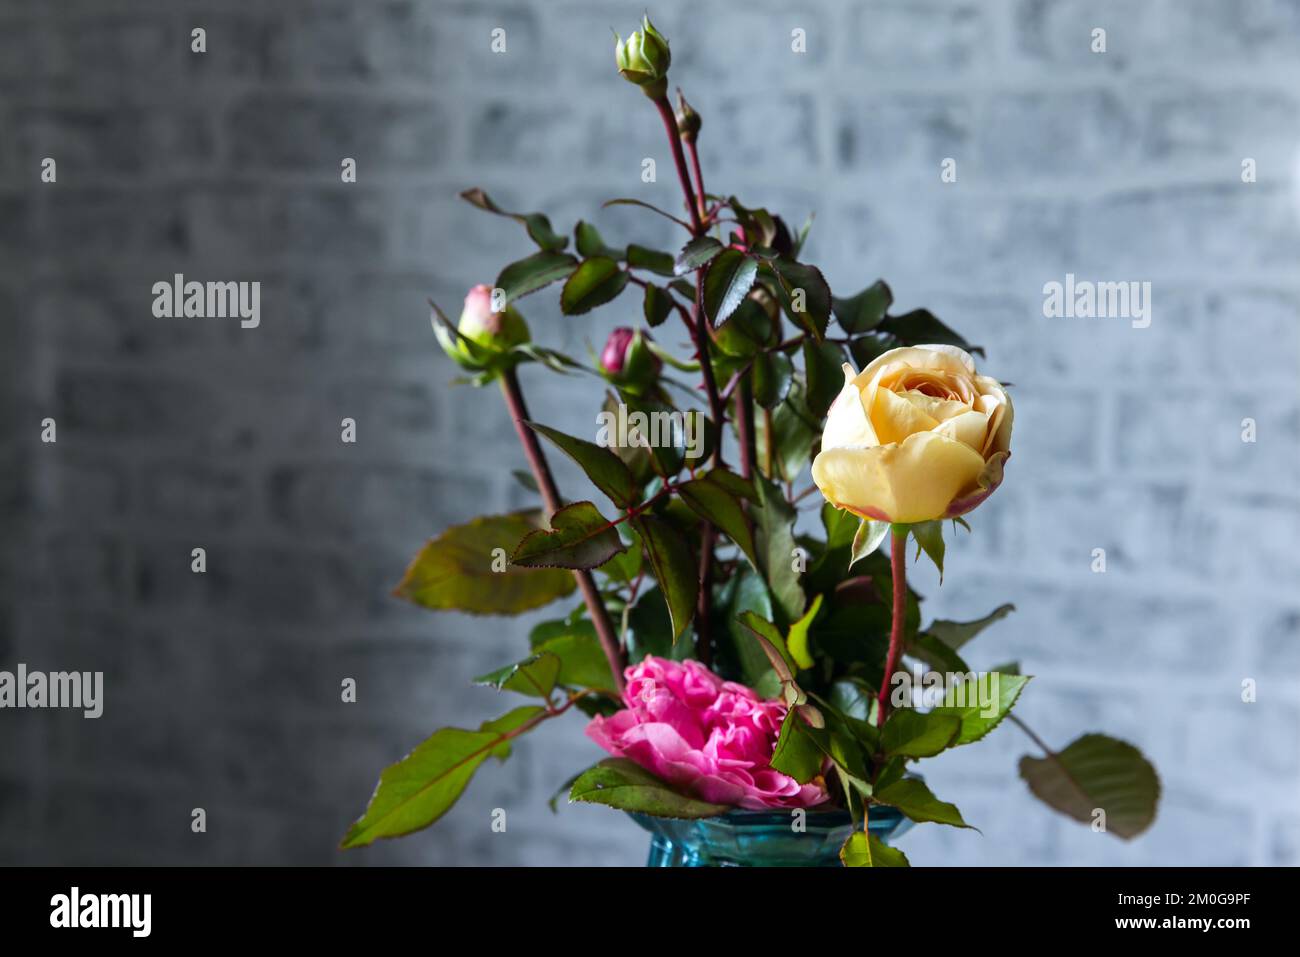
<box><xmin>342</xmin><ymin>16</ymin><xmax>1159</xmax><ymax>866</ymax></box>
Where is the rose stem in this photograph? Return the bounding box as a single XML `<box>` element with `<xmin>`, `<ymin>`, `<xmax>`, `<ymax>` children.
<box><xmin>686</xmin><ymin>139</ymin><xmax>708</xmax><ymax>222</ymax></box>
<box><xmin>877</xmin><ymin>526</ymin><xmax>909</xmax><ymax>723</ymax></box>
<box><xmin>500</xmin><ymin>367</ymin><xmax>626</xmax><ymax>695</ymax></box>
<box><xmin>653</xmin><ymin>94</ymin><xmax>703</xmax><ymax>234</ymax></box>
<box><xmin>735</xmin><ymin>377</ymin><xmax>755</xmax><ymax>479</ymax></box>
<box><xmin>688</xmin><ymin>234</ymin><xmax>724</xmax><ymax>667</ymax></box>
<box><xmin>1007</xmin><ymin>714</ymin><xmax>1054</xmax><ymax>756</ymax></box>
<box><xmin>652</xmin><ymin>92</ymin><xmax>727</xmax><ymax>666</ymax></box>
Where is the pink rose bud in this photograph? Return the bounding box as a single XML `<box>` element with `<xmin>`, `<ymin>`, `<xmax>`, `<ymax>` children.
<box><xmin>456</xmin><ymin>284</ymin><xmax>530</xmax><ymax>353</ymax></box>
<box><xmin>435</xmin><ymin>283</ymin><xmax>531</xmax><ymax>375</ymax></box>
<box><xmin>600</xmin><ymin>327</ymin><xmax>637</xmax><ymax>375</ymax></box>
<box><xmin>599</xmin><ymin>327</ymin><xmax>660</xmax><ymax>394</ymax></box>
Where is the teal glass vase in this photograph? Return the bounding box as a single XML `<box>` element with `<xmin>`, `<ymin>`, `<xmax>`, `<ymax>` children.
<box><xmin>629</xmin><ymin>805</ymin><xmax>911</xmax><ymax>867</ymax></box>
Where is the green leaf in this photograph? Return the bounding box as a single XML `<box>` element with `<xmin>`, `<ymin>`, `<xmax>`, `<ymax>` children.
<box><xmin>460</xmin><ymin>187</ymin><xmax>568</xmax><ymax>252</ymax></box>
<box><xmin>569</xmin><ymin>758</ymin><xmax>730</xmax><ymax>818</ymax></box>
<box><xmin>600</xmin><ymin>392</ymin><xmax>656</xmax><ymax>485</ymax></box>
<box><xmin>735</xmin><ymin>611</ymin><xmax>821</xmax><ymax>722</ymax></box>
<box><xmin>925</xmin><ymin>603</ymin><xmax>1016</xmax><ymax>654</ymax></box>
<box><xmin>596</xmin><ymin>525</ymin><xmax>643</xmax><ymax>584</ymax></box>
<box><xmin>512</xmin><ymin>501</ymin><xmax>627</xmax><ymax>571</ymax></box>
<box><xmin>496</xmin><ymin>250</ymin><xmax>578</xmax><ymax>302</ymax></box>
<box><xmin>548</xmin><ymin>769</ymin><xmax>586</xmax><ymax>814</ymax></box>
<box><xmin>626</xmin><ymin>585</ymin><xmax>693</xmax><ymax>664</ymax></box>
<box><xmin>821</xmin><ymin>501</ymin><xmax>858</xmax><ymax>550</ymax></box>
<box><xmin>802</xmin><ymin>339</ymin><xmax>844</xmax><ymax>418</ymax></box>
<box><xmin>341</xmin><ymin>705</ymin><xmax>545</xmax><ymax>847</ymax></box>
<box><xmin>736</xmin><ymin>610</ymin><xmax>794</xmax><ymax>674</ymax></box>
<box><xmin>704</xmin><ymin>466</ymin><xmax>757</xmax><ymax>502</ymax></box>
<box><xmin>771</xmin><ymin>709</ymin><xmax>824</xmax><ymax>783</ymax></box>
<box><xmin>874</xmin><ymin>777</ymin><xmax>973</xmax><ymax>828</ymax></box>
<box><xmin>1019</xmin><ymin>733</ymin><xmax>1160</xmax><ymax>840</ymax></box>
<box><xmin>702</xmin><ymin>249</ymin><xmax>759</xmax><ymax>325</ymax></box>
<box><xmin>833</xmin><ymin>280</ymin><xmax>893</xmax><ymax>334</ymax></box>
<box><xmin>873</xmin><ymin>756</ymin><xmax>906</xmax><ymax>794</ymax></box>
<box><xmin>792</xmin><ymin>212</ymin><xmax>815</xmax><ymax>258</ymax></box>
<box><xmin>674</xmin><ymin>235</ymin><xmax>725</xmax><ymax>275</ymax></box>
<box><xmin>627</xmin><ymin>244</ymin><xmax>676</xmax><ymax>276</ymax></box>
<box><xmin>726</xmin><ymin>196</ymin><xmax>779</xmax><ymax>246</ymax></box>
<box><xmin>560</xmin><ymin>257</ymin><xmax>630</xmax><ymax>315</ymax></box>
<box><xmin>733</xmin><ymin>608</ymin><xmax>780</xmax><ymax>696</ymax></box>
<box><xmin>810</xmin><ymin>562</ymin><xmax>915</xmax><ymax>686</ymax></box>
<box><xmin>642</xmin><ymin>283</ymin><xmax>674</xmax><ymax>328</ymax></box>
<box><xmin>823</xmin><ymin>680</ymin><xmax>881</xmax><ymax>753</ymax></box>
<box><xmin>850</xmin><ymin>518</ymin><xmax>889</xmax><ymax>570</ymax></box>
<box><xmin>865</xmin><ymin>834</ymin><xmax>911</xmax><ymax>868</ymax></box>
<box><xmin>753</xmin><ymin>476</ymin><xmax>805</xmax><ymax>623</ymax></box>
<box><xmin>618</xmin><ymin>393</ymin><xmax>685</xmax><ymax>479</ymax></box>
<box><xmin>668</xmin><ymin>278</ymin><xmax>697</xmax><ymax>301</ymax></box>
<box><xmin>510</xmin><ymin>342</ymin><xmax>583</xmax><ymax>375</ymax></box>
<box><xmin>755</xmin><ymin>378</ymin><xmax>821</xmax><ymax>482</ymax></box>
<box><xmin>879</xmin><ymin>308</ymin><xmax>980</xmax><ymax>354</ymax></box>
<box><xmin>528</xmin><ymin>620</ymin><xmax>618</xmax><ymax>693</ymax></box>
<box><xmin>828</xmin><ymin>678</ymin><xmax>877</xmax><ymax>724</ymax></box>
<box><xmin>767</xmin><ymin>259</ymin><xmax>832</xmax><ymax>340</ymax></box>
<box><xmin>840</xmin><ymin>829</ymin><xmax>910</xmax><ymax>867</ymax></box>
<box><xmin>718</xmin><ymin>570</ymin><xmax>780</xmax><ymax>697</ymax></box>
<box><xmin>849</xmin><ymin>332</ymin><xmax>900</xmax><ymax>368</ymax></box>
<box><xmin>711</xmin><ymin>298</ymin><xmax>772</xmax><ymax>357</ymax></box>
<box><xmin>602</xmin><ymin>197</ymin><xmax>692</xmax><ymax>230</ymax></box>
<box><xmin>880</xmin><ymin>709</ymin><xmax>962</xmax><ymax>758</ymax></box>
<box><xmin>394</xmin><ymin>512</ymin><xmax>575</xmax><ymax>615</ymax></box>
<box><xmin>786</xmin><ymin>592</ymin><xmax>823</xmax><ymax>670</ymax></box>
<box><xmin>473</xmin><ymin>651</ymin><xmax>562</xmax><ymax>699</ymax></box>
<box><xmin>752</xmin><ymin>351</ymin><xmax>794</xmax><ymax>409</ymax></box>
<box><xmin>574</xmin><ymin>220</ymin><xmax>623</xmax><ymax>259</ymax></box>
<box><xmin>932</xmin><ymin>672</ymin><xmax>1031</xmax><ymax>746</ymax></box>
<box><xmin>631</xmin><ymin>514</ymin><xmax>698</xmax><ymax>642</ymax></box>
<box><xmin>910</xmin><ymin>520</ymin><xmax>945</xmax><ymax>581</ymax></box>
<box><xmin>676</xmin><ymin>477</ymin><xmax>758</xmax><ymax>571</ymax></box>
<box><xmin>526</xmin><ymin>422</ymin><xmax>638</xmax><ymax>509</ymax></box>
<box><xmin>906</xmin><ymin>633</ymin><xmax>972</xmax><ymax>675</ymax></box>
<box><xmin>511</xmin><ymin>469</ymin><xmax>539</xmax><ymax>494</ymax></box>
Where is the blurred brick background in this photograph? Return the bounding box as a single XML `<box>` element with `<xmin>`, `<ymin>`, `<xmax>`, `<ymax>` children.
<box><xmin>1</xmin><ymin>0</ymin><xmax>1298</xmax><ymax>865</ymax></box>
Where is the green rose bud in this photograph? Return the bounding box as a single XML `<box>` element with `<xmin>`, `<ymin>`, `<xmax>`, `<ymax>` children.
<box><xmin>614</xmin><ymin>16</ymin><xmax>671</xmax><ymax>98</ymax></box>
<box><xmin>458</xmin><ymin>284</ymin><xmax>529</xmax><ymax>352</ymax></box>
<box><xmin>675</xmin><ymin>89</ymin><xmax>701</xmax><ymax>143</ymax></box>
<box><xmin>435</xmin><ymin>284</ymin><xmax>530</xmax><ymax>376</ymax></box>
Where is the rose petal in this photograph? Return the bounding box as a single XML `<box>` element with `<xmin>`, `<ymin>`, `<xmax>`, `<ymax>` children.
<box><xmin>868</xmin><ymin>386</ymin><xmax>940</xmax><ymax>444</ymax></box>
<box><xmin>822</xmin><ymin>363</ymin><xmax>878</xmax><ymax>449</ymax></box>
<box><xmin>811</xmin><ymin>431</ymin><xmax>987</xmax><ymax>524</ymax></box>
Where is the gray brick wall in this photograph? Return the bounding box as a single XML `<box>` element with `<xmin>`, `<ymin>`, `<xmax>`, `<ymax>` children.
<box><xmin>1</xmin><ymin>0</ymin><xmax>1297</xmax><ymax>865</ymax></box>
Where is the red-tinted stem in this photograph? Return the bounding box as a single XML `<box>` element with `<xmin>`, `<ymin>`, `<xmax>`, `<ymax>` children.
<box><xmin>653</xmin><ymin>96</ymin><xmax>703</xmax><ymax>234</ymax></box>
<box><xmin>500</xmin><ymin>368</ymin><xmax>626</xmax><ymax>695</ymax></box>
<box><xmin>877</xmin><ymin>527</ymin><xmax>908</xmax><ymax>722</ymax></box>
<box><xmin>653</xmin><ymin>94</ymin><xmax>722</xmax><ymax>662</ymax></box>
<box><xmin>695</xmin><ymin>525</ymin><xmax>716</xmax><ymax>666</ymax></box>
<box><xmin>690</xmin><ymin>270</ymin><xmax>724</xmax><ymax>664</ymax></box>
<box><xmin>735</xmin><ymin>377</ymin><xmax>755</xmax><ymax>480</ymax></box>
<box><xmin>687</xmin><ymin>139</ymin><xmax>707</xmax><ymax>221</ymax></box>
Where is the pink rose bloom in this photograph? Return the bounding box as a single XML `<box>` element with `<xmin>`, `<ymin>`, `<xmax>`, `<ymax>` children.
<box><xmin>585</xmin><ymin>656</ymin><xmax>828</xmax><ymax>810</ymax></box>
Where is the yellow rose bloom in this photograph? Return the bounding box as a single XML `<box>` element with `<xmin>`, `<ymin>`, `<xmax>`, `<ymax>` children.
<box><xmin>811</xmin><ymin>344</ymin><xmax>1012</xmax><ymax>525</ymax></box>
